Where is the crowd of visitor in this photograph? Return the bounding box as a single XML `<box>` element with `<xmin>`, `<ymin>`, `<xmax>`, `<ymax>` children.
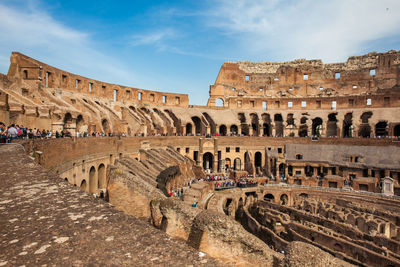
<box><xmin>0</xmin><ymin>122</ymin><xmax>131</xmax><ymax>143</ymax></box>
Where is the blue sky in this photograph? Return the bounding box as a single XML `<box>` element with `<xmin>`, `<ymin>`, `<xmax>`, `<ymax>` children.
<box><xmin>0</xmin><ymin>0</ymin><xmax>399</xmax><ymax>105</ymax></box>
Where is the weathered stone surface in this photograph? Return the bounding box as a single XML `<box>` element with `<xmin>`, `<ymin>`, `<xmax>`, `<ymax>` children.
<box><xmin>283</xmin><ymin>241</ymin><xmax>353</xmax><ymax>267</ymax></box>
<box><xmin>188</xmin><ymin>209</ymin><xmax>284</xmax><ymax>266</ymax></box>
<box><xmin>0</xmin><ymin>144</ymin><xmax>224</xmax><ymax>267</ymax></box>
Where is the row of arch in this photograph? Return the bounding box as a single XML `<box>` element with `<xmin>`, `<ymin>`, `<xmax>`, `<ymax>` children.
<box><xmin>185</xmin><ymin>112</ymin><xmax>400</xmax><ymax>138</ymax></box>
<box><xmin>67</xmin><ymin>163</ymin><xmax>107</xmax><ymax>196</ymax></box>
<box><xmin>202</xmin><ymin>151</ymin><xmax>263</xmax><ymax>172</ymax></box>
<box><xmin>62</xmin><ymin>108</ymin><xmax>400</xmax><ymax>138</ymax></box>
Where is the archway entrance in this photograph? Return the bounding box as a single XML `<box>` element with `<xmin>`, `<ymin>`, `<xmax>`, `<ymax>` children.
<box><xmin>255</xmin><ymin>152</ymin><xmax>262</xmax><ymax>175</ymax></box>
<box><xmin>234</xmin><ymin>158</ymin><xmax>241</xmax><ymax>171</ymax></box>
<box><xmin>203</xmin><ymin>152</ymin><xmax>214</xmax><ymax>171</ymax></box>
<box><xmin>262</xmin><ymin>113</ymin><xmax>271</xmax><ymax>136</ymax></box>
<box><xmin>375</xmin><ymin>121</ymin><xmax>388</xmax><ymax>137</ymax></box>
<box><xmin>280</xmin><ymin>194</ymin><xmax>288</xmax><ymax>205</ymax></box>
<box><xmin>359</xmin><ymin>112</ymin><xmax>372</xmax><ymax>138</ymax></box>
<box><xmin>327</xmin><ymin>113</ymin><xmax>338</xmax><ymax>137</ymax></box>
<box><xmin>264</xmin><ymin>194</ymin><xmax>275</xmax><ymax>202</ymax></box>
<box><xmin>89</xmin><ymin>166</ymin><xmax>97</xmax><ymax>193</ymax></box>
<box><xmin>102</xmin><ymin>119</ymin><xmax>110</xmax><ymax>133</ymax></box>
<box><xmin>312</xmin><ymin>117</ymin><xmax>322</xmax><ymax>137</ymax></box>
<box><xmin>225</xmin><ymin>158</ymin><xmax>231</xmax><ymax>170</ymax></box>
<box><xmin>238</xmin><ymin>113</ymin><xmax>249</xmax><ymax>135</ymax></box>
<box><xmin>343</xmin><ymin>113</ymin><xmax>353</xmax><ymax>137</ymax></box>
<box><xmin>215</xmin><ymin>98</ymin><xmax>224</xmax><ymax>107</ymax></box>
<box><xmin>230</xmin><ymin>125</ymin><xmax>238</xmax><ymax>135</ymax></box>
<box><xmin>250</xmin><ymin>113</ymin><xmax>259</xmax><ymax>136</ymax></box>
<box><xmin>186</xmin><ymin>123</ymin><xmax>193</xmax><ymax>135</ymax></box>
<box><xmin>394</xmin><ymin>124</ymin><xmax>400</xmax><ymax>137</ymax></box>
<box><xmin>219</xmin><ymin>125</ymin><xmax>227</xmax><ymax>136</ymax></box>
<box><xmin>80</xmin><ymin>180</ymin><xmax>87</xmax><ymax>191</ymax></box>
<box><xmin>98</xmin><ymin>164</ymin><xmax>106</xmax><ymax>189</ymax></box>
<box><xmin>192</xmin><ymin>116</ymin><xmax>204</xmax><ymax>135</ymax></box>
<box><xmin>274</xmin><ymin>114</ymin><xmax>283</xmax><ymax>137</ymax></box>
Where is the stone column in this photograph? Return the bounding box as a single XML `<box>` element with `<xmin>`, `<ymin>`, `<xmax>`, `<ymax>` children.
<box><xmin>213</xmin><ymin>138</ymin><xmax>219</xmax><ymax>173</ymax></box>
<box><xmin>313</xmin><ymin>166</ymin><xmax>318</xmax><ymax>177</ymax></box>
<box><xmin>198</xmin><ymin>138</ymin><xmax>203</xmax><ymax>166</ymax></box>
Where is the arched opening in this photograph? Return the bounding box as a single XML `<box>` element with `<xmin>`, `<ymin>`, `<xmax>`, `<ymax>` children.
<box><xmin>203</xmin><ymin>152</ymin><xmax>214</xmax><ymax>171</ymax></box>
<box><xmin>278</xmin><ymin>163</ymin><xmax>286</xmax><ymax>178</ymax></box>
<box><xmin>215</xmin><ymin>98</ymin><xmax>224</xmax><ymax>107</ymax></box>
<box><xmin>326</xmin><ymin>113</ymin><xmax>338</xmax><ymax>137</ymax></box>
<box><xmin>312</xmin><ymin>117</ymin><xmax>323</xmax><ymax>137</ymax></box>
<box><xmin>250</xmin><ymin>113</ymin><xmax>259</xmax><ymax>136</ymax></box>
<box><xmin>186</xmin><ymin>123</ymin><xmax>193</xmax><ymax>135</ymax></box>
<box><xmin>375</xmin><ymin>121</ymin><xmax>388</xmax><ymax>137</ymax></box>
<box><xmin>98</xmin><ymin>164</ymin><xmax>106</xmax><ymax>189</ymax></box>
<box><xmin>298</xmin><ymin>125</ymin><xmax>308</xmax><ymax>137</ymax></box>
<box><xmin>223</xmin><ymin>198</ymin><xmax>233</xmax><ymax>215</ymax></box>
<box><xmin>76</xmin><ymin>115</ymin><xmax>86</xmax><ymax>133</ymax></box>
<box><xmin>274</xmin><ymin>114</ymin><xmax>283</xmax><ymax>137</ymax></box>
<box><xmin>394</xmin><ymin>124</ymin><xmax>400</xmax><ymax>137</ymax></box>
<box><xmin>264</xmin><ymin>194</ymin><xmax>275</xmax><ymax>202</ymax></box>
<box><xmin>238</xmin><ymin>113</ymin><xmax>249</xmax><ymax>135</ymax></box>
<box><xmin>234</xmin><ymin>158</ymin><xmax>241</xmax><ymax>171</ymax></box>
<box><xmin>286</xmin><ymin>113</ymin><xmax>295</xmax><ymax>126</ymax></box>
<box><xmin>219</xmin><ymin>125</ymin><xmax>227</xmax><ymax>136</ymax></box>
<box><xmin>254</xmin><ymin>152</ymin><xmax>262</xmax><ymax>169</ymax></box>
<box><xmin>263</xmin><ymin>123</ymin><xmax>270</xmax><ymax>136</ymax></box>
<box><xmin>299</xmin><ymin>193</ymin><xmax>308</xmax><ymax>198</ymax></box>
<box><xmin>280</xmin><ymin>194</ymin><xmax>288</xmax><ymax>205</ymax></box>
<box><xmin>244</xmin><ymin>152</ymin><xmax>253</xmax><ymax>174</ymax></box>
<box><xmin>359</xmin><ymin>124</ymin><xmax>371</xmax><ymax>138</ymax></box>
<box><xmin>80</xmin><ymin>179</ymin><xmax>87</xmax><ymax>191</ymax></box>
<box><xmin>192</xmin><ymin>116</ymin><xmax>204</xmax><ymax>135</ymax></box>
<box><xmin>102</xmin><ymin>119</ymin><xmax>110</xmax><ymax>133</ymax></box>
<box><xmin>298</xmin><ymin>117</ymin><xmax>308</xmax><ymax>137</ymax></box>
<box><xmin>64</xmin><ymin>177</ymin><xmax>68</xmax><ymax>182</ymax></box>
<box><xmin>89</xmin><ymin>166</ymin><xmax>97</xmax><ymax>193</ymax></box>
<box><xmin>359</xmin><ymin>112</ymin><xmax>372</xmax><ymax>138</ymax></box>
<box><xmin>230</xmin><ymin>125</ymin><xmax>238</xmax><ymax>135</ymax></box>
<box><xmin>63</xmin><ymin>113</ymin><xmax>73</xmax><ymax>130</ymax></box>
<box><xmin>262</xmin><ymin>113</ymin><xmax>271</xmax><ymax>136</ymax></box>
<box><xmin>342</xmin><ymin>113</ymin><xmax>353</xmax><ymax>137</ymax></box>
<box><xmin>225</xmin><ymin>158</ymin><xmax>231</xmax><ymax>170</ymax></box>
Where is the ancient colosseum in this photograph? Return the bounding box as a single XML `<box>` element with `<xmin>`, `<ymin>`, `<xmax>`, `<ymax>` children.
<box><xmin>1</xmin><ymin>50</ymin><xmax>400</xmax><ymax>266</ymax></box>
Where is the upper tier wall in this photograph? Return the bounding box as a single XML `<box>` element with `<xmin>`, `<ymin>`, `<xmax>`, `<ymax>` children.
<box><xmin>208</xmin><ymin>50</ymin><xmax>400</xmax><ymax>109</ymax></box>
<box><xmin>7</xmin><ymin>52</ymin><xmax>189</xmax><ymax>107</ymax></box>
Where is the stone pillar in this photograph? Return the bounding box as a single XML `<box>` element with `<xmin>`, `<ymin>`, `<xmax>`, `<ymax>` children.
<box><xmin>182</xmin><ymin>124</ymin><xmax>186</xmax><ymax>135</ymax></box>
<box><xmin>213</xmin><ymin>138</ymin><xmax>219</xmax><ymax>173</ymax></box>
<box><xmin>198</xmin><ymin>138</ymin><xmax>203</xmax><ymax>166</ymax></box>
<box><xmin>313</xmin><ymin>166</ymin><xmax>318</xmax><ymax>177</ymax></box>
<box><xmin>249</xmin><ymin>125</ymin><xmax>253</xmax><ymax>136</ymax></box>
<box><xmin>306</xmin><ymin>122</ymin><xmax>312</xmax><ymax>137</ymax></box>
<box><xmin>215</xmin><ymin>125</ymin><xmax>220</xmax><ymax>135</ymax></box>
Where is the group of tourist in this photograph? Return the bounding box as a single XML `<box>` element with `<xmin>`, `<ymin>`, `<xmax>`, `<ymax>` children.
<box><xmin>0</xmin><ymin>123</ymin><xmax>52</xmax><ymax>143</ymax></box>
<box><xmin>169</xmin><ymin>188</ymin><xmax>184</xmax><ymax>198</ymax></box>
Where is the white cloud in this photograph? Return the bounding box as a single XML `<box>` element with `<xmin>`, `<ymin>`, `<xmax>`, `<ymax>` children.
<box><xmin>130</xmin><ymin>28</ymin><xmax>177</xmax><ymax>48</ymax></box>
<box><xmin>0</xmin><ymin>3</ymin><xmax>134</xmax><ymax>85</ymax></box>
<box><xmin>209</xmin><ymin>0</ymin><xmax>400</xmax><ymax>62</ymax></box>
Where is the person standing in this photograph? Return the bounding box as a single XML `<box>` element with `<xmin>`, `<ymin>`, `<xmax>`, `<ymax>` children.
<box><xmin>0</xmin><ymin>122</ymin><xmax>7</xmax><ymax>143</ymax></box>
<box><xmin>7</xmin><ymin>124</ymin><xmax>18</xmax><ymax>141</ymax></box>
